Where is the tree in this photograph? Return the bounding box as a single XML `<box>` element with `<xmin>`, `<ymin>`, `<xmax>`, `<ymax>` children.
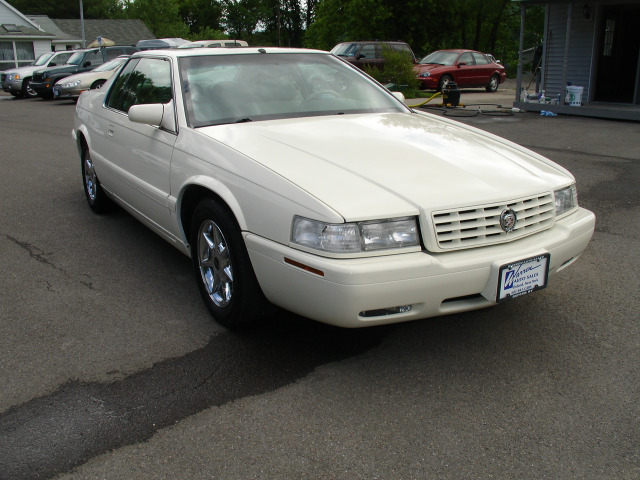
<box><xmin>221</xmin><ymin>0</ymin><xmax>268</xmax><ymax>40</ymax></box>
<box><xmin>6</xmin><ymin>0</ymin><xmax>123</xmax><ymax>19</ymax></box>
<box><xmin>122</xmin><ymin>0</ymin><xmax>189</xmax><ymax>38</ymax></box>
<box><xmin>178</xmin><ymin>0</ymin><xmax>224</xmax><ymax>35</ymax></box>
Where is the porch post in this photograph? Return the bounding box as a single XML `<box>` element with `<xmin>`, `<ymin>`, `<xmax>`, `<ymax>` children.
<box><xmin>516</xmin><ymin>3</ymin><xmax>526</xmax><ymax>103</ymax></box>
<box><xmin>560</xmin><ymin>3</ymin><xmax>573</xmax><ymax>104</ymax></box>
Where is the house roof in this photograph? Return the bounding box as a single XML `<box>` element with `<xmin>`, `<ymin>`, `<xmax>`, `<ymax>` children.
<box><xmin>50</xmin><ymin>19</ymin><xmax>155</xmax><ymax>46</ymax></box>
<box><xmin>0</xmin><ymin>23</ymin><xmax>54</xmax><ymax>39</ymax></box>
<box><xmin>0</xmin><ymin>0</ymin><xmax>42</xmax><ymax>30</ymax></box>
<box><xmin>27</xmin><ymin>15</ymin><xmax>80</xmax><ymax>43</ymax></box>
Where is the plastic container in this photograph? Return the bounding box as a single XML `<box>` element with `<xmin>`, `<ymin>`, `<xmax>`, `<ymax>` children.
<box><xmin>565</xmin><ymin>85</ymin><xmax>583</xmax><ymax>106</ymax></box>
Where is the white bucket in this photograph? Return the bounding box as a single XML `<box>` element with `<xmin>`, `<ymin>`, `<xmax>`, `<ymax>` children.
<box><xmin>565</xmin><ymin>85</ymin><xmax>583</xmax><ymax>106</ymax></box>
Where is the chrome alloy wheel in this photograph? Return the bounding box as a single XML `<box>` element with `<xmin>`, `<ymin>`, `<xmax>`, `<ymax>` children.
<box><xmin>197</xmin><ymin>220</ymin><xmax>233</xmax><ymax>308</ymax></box>
<box><xmin>83</xmin><ymin>154</ymin><xmax>97</xmax><ymax>201</ymax></box>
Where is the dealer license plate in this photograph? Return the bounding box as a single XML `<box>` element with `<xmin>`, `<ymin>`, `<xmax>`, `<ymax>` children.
<box><xmin>496</xmin><ymin>254</ymin><xmax>550</xmax><ymax>302</ymax></box>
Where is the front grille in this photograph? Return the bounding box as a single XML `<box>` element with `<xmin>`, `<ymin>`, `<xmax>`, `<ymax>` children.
<box><xmin>32</xmin><ymin>72</ymin><xmax>44</xmax><ymax>82</ymax></box>
<box><xmin>432</xmin><ymin>193</ymin><xmax>555</xmax><ymax>250</ymax></box>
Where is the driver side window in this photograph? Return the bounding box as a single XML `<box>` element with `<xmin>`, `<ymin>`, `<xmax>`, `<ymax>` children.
<box><xmin>107</xmin><ymin>58</ymin><xmax>173</xmax><ymax>113</ymax></box>
<box><xmin>459</xmin><ymin>52</ymin><xmax>474</xmax><ymax>65</ymax></box>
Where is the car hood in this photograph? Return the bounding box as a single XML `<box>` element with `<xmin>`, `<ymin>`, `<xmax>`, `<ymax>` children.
<box><xmin>58</xmin><ymin>70</ymin><xmax>106</xmax><ymax>85</ymax></box>
<box><xmin>414</xmin><ymin>64</ymin><xmax>449</xmax><ymax>74</ymax></box>
<box><xmin>4</xmin><ymin>65</ymin><xmax>39</xmax><ymax>76</ymax></box>
<box><xmin>197</xmin><ymin>112</ymin><xmax>572</xmax><ymax>221</ymax></box>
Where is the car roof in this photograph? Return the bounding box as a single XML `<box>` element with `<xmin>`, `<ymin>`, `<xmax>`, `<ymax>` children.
<box><xmin>130</xmin><ymin>47</ymin><xmax>328</xmax><ymax>60</ymax></box>
<box><xmin>434</xmin><ymin>49</ymin><xmax>484</xmax><ymax>54</ymax></box>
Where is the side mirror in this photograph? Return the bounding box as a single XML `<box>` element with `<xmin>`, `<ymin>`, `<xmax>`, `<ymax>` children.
<box><xmin>83</xmin><ymin>61</ymin><xmax>91</xmax><ymax>67</ymax></box>
<box><xmin>391</xmin><ymin>91</ymin><xmax>406</xmax><ymax>104</ymax></box>
<box><xmin>50</xmin><ymin>62</ymin><xmax>56</xmax><ymax>67</ymax></box>
<box><xmin>457</xmin><ymin>62</ymin><xmax>466</xmax><ymax>67</ymax></box>
<box><xmin>128</xmin><ymin>103</ymin><xmax>164</xmax><ymax>126</ymax></box>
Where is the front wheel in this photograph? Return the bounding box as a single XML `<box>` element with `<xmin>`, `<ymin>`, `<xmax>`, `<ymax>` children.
<box><xmin>82</xmin><ymin>147</ymin><xmax>112</xmax><ymax>213</ymax></box>
<box><xmin>190</xmin><ymin>199</ymin><xmax>270</xmax><ymax>328</ymax></box>
<box><xmin>22</xmin><ymin>78</ymin><xmax>38</xmax><ymax>98</ymax></box>
<box><xmin>437</xmin><ymin>75</ymin><xmax>453</xmax><ymax>92</ymax></box>
<box><xmin>486</xmin><ymin>74</ymin><xmax>500</xmax><ymax>92</ymax></box>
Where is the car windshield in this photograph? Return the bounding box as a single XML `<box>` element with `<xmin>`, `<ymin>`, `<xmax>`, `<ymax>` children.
<box><xmin>65</xmin><ymin>51</ymin><xmax>87</xmax><ymax>65</ymax></box>
<box><xmin>330</xmin><ymin>43</ymin><xmax>360</xmax><ymax>57</ymax></box>
<box><xmin>93</xmin><ymin>57</ymin><xmax>127</xmax><ymax>72</ymax></box>
<box><xmin>179</xmin><ymin>52</ymin><xmax>405</xmax><ymax>128</ymax></box>
<box><xmin>419</xmin><ymin>51</ymin><xmax>459</xmax><ymax>66</ymax></box>
<box><xmin>33</xmin><ymin>53</ymin><xmax>54</xmax><ymax>66</ymax></box>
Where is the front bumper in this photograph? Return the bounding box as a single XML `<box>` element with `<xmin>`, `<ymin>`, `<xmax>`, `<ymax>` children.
<box><xmin>245</xmin><ymin>207</ymin><xmax>595</xmax><ymax>327</ymax></box>
<box><xmin>29</xmin><ymin>80</ymin><xmax>54</xmax><ymax>96</ymax></box>
<box><xmin>53</xmin><ymin>85</ymin><xmax>84</xmax><ymax>98</ymax></box>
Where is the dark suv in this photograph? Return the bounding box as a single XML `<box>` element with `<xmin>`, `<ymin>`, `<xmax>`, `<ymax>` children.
<box><xmin>331</xmin><ymin>41</ymin><xmax>416</xmax><ymax>70</ymax></box>
<box><xmin>30</xmin><ymin>46</ymin><xmax>137</xmax><ymax>99</ymax></box>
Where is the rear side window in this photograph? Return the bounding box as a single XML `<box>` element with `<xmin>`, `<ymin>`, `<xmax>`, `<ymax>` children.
<box><xmin>106</xmin><ymin>48</ymin><xmax>122</xmax><ymax>60</ymax></box>
<box><xmin>472</xmin><ymin>52</ymin><xmax>489</xmax><ymax>65</ymax></box>
<box><xmin>107</xmin><ymin>57</ymin><xmax>172</xmax><ymax>113</ymax></box>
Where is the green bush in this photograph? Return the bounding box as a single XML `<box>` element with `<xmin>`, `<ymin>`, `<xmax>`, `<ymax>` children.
<box><xmin>363</xmin><ymin>46</ymin><xmax>419</xmax><ymax>93</ymax></box>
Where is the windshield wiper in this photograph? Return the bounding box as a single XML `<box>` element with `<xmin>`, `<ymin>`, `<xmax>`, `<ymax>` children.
<box><xmin>235</xmin><ymin>118</ymin><xmax>253</xmax><ymax>123</ymax></box>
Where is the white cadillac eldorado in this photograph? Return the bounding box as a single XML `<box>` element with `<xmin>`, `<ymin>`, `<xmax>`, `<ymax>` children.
<box><xmin>72</xmin><ymin>47</ymin><xmax>595</xmax><ymax>328</ymax></box>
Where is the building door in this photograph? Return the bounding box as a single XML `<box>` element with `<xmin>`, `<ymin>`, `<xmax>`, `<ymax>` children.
<box><xmin>594</xmin><ymin>5</ymin><xmax>640</xmax><ymax>103</ymax></box>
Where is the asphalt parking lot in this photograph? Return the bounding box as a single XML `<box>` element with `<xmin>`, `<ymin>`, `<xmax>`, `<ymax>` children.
<box><xmin>0</xmin><ymin>87</ymin><xmax>639</xmax><ymax>480</ymax></box>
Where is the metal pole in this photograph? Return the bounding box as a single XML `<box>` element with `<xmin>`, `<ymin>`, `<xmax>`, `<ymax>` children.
<box><xmin>80</xmin><ymin>0</ymin><xmax>86</xmax><ymax>49</ymax></box>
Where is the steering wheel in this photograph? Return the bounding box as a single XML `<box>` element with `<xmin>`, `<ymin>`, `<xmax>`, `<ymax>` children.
<box><xmin>305</xmin><ymin>90</ymin><xmax>341</xmax><ymax>102</ymax></box>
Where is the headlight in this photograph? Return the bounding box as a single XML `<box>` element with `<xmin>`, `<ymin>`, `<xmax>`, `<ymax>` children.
<box><xmin>62</xmin><ymin>80</ymin><xmax>81</xmax><ymax>88</ymax></box>
<box><xmin>291</xmin><ymin>216</ymin><xmax>419</xmax><ymax>253</ymax></box>
<box><xmin>419</xmin><ymin>72</ymin><xmax>431</xmax><ymax>78</ymax></box>
<box><xmin>554</xmin><ymin>184</ymin><xmax>578</xmax><ymax>217</ymax></box>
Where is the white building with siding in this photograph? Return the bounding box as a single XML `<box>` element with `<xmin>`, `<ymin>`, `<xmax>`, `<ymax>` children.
<box><xmin>513</xmin><ymin>0</ymin><xmax>640</xmax><ymax>121</ymax></box>
<box><xmin>0</xmin><ymin>0</ymin><xmax>54</xmax><ymax>71</ymax></box>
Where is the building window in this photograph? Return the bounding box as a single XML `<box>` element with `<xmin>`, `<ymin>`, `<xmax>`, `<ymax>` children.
<box><xmin>603</xmin><ymin>19</ymin><xmax>615</xmax><ymax>57</ymax></box>
<box><xmin>0</xmin><ymin>41</ymin><xmax>35</xmax><ymax>71</ymax></box>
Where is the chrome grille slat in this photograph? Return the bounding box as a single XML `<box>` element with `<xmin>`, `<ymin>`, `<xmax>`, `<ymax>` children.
<box><xmin>432</xmin><ymin>193</ymin><xmax>555</xmax><ymax>250</ymax></box>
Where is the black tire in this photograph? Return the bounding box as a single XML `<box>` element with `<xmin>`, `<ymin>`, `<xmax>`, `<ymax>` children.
<box><xmin>81</xmin><ymin>146</ymin><xmax>112</xmax><ymax>213</ymax></box>
<box><xmin>486</xmin><ymin>74</ymin><xmax>499</xmax><ymax>92</ymax></box>
<box><xmin>9</xmin><ymin>91</ymin><xmax>21</xmax><ymax>97</ymax></box>
<box><xmin>190</xmin><ymin>198</ymin><xmax>270</xmax><ymax>328</ymax></box>
<box><xmin>91</xmin><ymin>80</ymin><xmax>106</xmax><ymax>90</ymax></box>
<box><xmin>22</xmin><ymin>78</ymin><xmax>38</xmax><ymax>98</ymax></box>
<box><xmin>437</xmin><ymin>74</ymin><xmax>453</xmax><ymax>92</ymax></box>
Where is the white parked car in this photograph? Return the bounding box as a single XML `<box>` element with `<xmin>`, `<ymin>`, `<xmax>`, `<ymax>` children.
<box><xmin>72</xmin><ymin>48</ymin><xmax>595</xmax><ymax>328</ymax></box>
<box><xmin>177</xmin><ymin>39</ymin><xmax>248</xmax><ymax>48</ymax></box>
<box><xmin>1</xmin><ymin>50</ymin><xmax>75</xmax><ymax>97</ymax></box>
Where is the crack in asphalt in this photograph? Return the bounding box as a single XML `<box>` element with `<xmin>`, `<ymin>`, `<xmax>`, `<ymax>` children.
<box><xmin>2</xmin><ymin>233</ymin><xmax>95</xmax><ymax>290</ymax></box>
<box><xmin>0</xmin><ymin>319</ymin><xmax>386</xmax><ymax>479</ymax></box>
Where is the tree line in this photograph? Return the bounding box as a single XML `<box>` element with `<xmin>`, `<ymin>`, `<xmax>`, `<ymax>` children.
<box><xmin>10</xmin><ymin>0</ymin><xmax>543</xmax><ymax>70</ymax></box>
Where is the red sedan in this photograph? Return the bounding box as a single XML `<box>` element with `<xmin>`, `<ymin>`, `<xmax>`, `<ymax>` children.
<box><xmin>414</xmin><ymin>49</ymin><xmax>506</xmax><ymax>92</ymax></box>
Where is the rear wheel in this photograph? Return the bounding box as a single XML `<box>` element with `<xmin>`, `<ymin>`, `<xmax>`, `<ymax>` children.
<box><xmin>190</xmin><ymin>198</ymin><xmax>270</xmax><ymax>328</ymax></box>
<box><xmin>486</xmin><ymin>74</ymin><xmax>499</xmax><ymax>92</ymax></box>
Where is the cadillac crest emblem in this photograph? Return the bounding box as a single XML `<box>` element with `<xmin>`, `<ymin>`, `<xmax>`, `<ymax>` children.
<box><xmin>500</xmin><ymin>208</ymin><xmax>517</xmax><ymax>233</ymax></box>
